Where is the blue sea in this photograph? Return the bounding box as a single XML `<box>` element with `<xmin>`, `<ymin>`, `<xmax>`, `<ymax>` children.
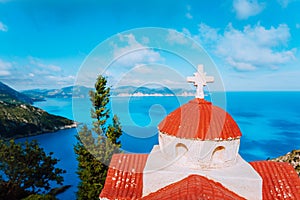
<box><xmin>18</xmin><ymin>92</ymin><xmax>300</xmax><ymax>199</ymax></box>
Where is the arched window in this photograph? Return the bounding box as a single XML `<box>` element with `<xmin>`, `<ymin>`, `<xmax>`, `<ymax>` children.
<box><xmin>175</xmin><ymin>143</ymin><xmax>188</xmax><ymax>157</ymax></box>
<box><xmin>211</xmin><ymin>146</ymin><xmax>225</xmax><ymax>164</ymax></box>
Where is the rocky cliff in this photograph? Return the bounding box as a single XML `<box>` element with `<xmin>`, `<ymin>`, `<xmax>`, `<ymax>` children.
<box><xmin>271</xmin><ymin>150</ymin><xmax>300</xmax><ymax>176</ymax></box>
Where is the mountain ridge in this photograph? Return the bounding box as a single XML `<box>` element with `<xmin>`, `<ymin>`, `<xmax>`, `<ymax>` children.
<box><xmin>22</xmin><ymin>85</ymin><xmax>91</xmax><ymax>100</ymax></box>
<box><xmin>0</xmin><ymin>81</ymin><xmax>33</xmax><ymax>104</ymax></box>
<box><xmin>22</xmin><ymin>85</ymin><xmax>195</xmax><ymax>99</ymax></box>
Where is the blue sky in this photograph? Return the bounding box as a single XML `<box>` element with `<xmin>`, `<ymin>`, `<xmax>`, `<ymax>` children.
<box><xmin>0</xmin><ymin>0</ymin><xmax>299</xmax><ymax>91</ymax></box>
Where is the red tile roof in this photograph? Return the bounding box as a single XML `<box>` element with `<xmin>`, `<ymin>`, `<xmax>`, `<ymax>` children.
<box><xmin>100</xmin><ymin>154</ymin><xmax>300</xmax><ymax>200</ymax></box>
<box><xmin>142</xmin><ymin>174</ymin><xmax>245</xmax><ymax>200</ymax></box>
<box><xmin>100</xmin><ymin>154</ymin><xmax>148</xmax><ymax>200</ymax></box>
<box><xmin>250</xmin><ymin>161</ymin><xmax>300</xmax><ymax>200</ymax></box>
<box><xmin>158</xmin><ymin>98</ymin><xmax>242</xmax><ymax>140</ymax></box>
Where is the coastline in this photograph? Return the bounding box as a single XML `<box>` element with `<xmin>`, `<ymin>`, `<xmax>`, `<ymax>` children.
<box><xmin>3</xmin><ymin>122</ymin><xmax>78</xmax><ymax>141</ymax></box>
<box><xmin>111</xmin><ymin>93</ymin><xmax>195</xmax><ymax>97</ymax></box>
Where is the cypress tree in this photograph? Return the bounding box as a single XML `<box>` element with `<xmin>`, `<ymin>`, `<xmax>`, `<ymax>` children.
<box><xmin>74</xmin><ymin>75</ymin><xmax>122</xmax><ymax>200</ymax></box>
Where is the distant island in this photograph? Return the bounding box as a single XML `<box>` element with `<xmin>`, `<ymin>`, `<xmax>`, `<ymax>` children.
<box><xmin>0</xmin><ymin>81</ymin><xmax>76</xmax><ymax>139</ymax></box>
<box><xmin>22</xmin><ymin>85</ymin><xmax>92</xmax><ymax>101</ymax></box>
<box><xmin>111</xmin><ymin>86</ymin><xmax>195</xmax><ymax>97</ymax></box>
<box><xmin>22</xmin><ymin>85</ymin><xmax>195</xmax><ymax>100</ymax></box>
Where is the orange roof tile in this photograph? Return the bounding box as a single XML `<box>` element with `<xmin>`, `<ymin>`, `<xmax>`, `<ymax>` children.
<box><xmin>99</xmin><ymin>154</ymin><xmax>148</xmax><ymax>200</ymax></box>
<box><xmin>100</xmin><ymin>155</ymin><xmax>300</xmax><ymax>200</ymax></box>
<box><xmin>142</xmin><ymin>175</ymin><xmax>246</xmax><ymax>200</ymax></box>
<box><xmin>158</xmin><ymin>98</ymin><xmax>242</xmax><ymax>140</ymax></box>
<box><xmin>250</xmin><ymin>161</ymin><xmax>300</xmax><ymax>200</ymax></box>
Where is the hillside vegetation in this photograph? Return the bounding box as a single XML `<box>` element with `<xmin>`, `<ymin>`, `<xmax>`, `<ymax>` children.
<box><xmin>0</xmin><ymin>82</ymin><xmax>33</xmax><ymax>104</ymax></box>
<box><xmin>0</xmin><ymin>81</ymin><xmax>75</xmax><ymax>139</ymax></box>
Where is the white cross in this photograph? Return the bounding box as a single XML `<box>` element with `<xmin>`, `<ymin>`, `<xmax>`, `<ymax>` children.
<box><xmin>187</xmin><ymin>64</ymin><xmax>214</xmax><ymax>99</ymax></box>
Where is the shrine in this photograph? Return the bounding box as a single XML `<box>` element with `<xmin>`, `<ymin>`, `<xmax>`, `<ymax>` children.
<box><xmin>99</xmin><ymin>65</ymin><xmax>300</xmax><ymax>200</ymax></box>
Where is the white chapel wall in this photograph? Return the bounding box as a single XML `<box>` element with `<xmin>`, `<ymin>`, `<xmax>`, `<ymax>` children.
<box><xmin>158</xmin><ymin>132</ymin><xmax>240</xmax><ymax>168</ymax></box>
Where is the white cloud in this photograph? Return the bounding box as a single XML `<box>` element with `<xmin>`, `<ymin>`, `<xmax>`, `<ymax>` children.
<box><xmin>28</xmin><ymin>73</ymin><xmax>35</xmax><ymax>77</ymax></box>
<box><xmin>198</xmin><ymin>23</ymin><xmax>296</xmax><ymax>71</ymax></box>
<box><xmin>277</xmin><ymin>0</ymin><xmax>299</xmax><ymax>7</ymax></box>
<box><xmin>198</xmin><ymin>23</ymin><xmax>220</xmax><ymax>44</ymax></box>
<box><xmin>233</xmin><ymin>0</ymin><xmax>265</xmax><ymax>19</ymax></box>
<box><xmin>46</xmin><ymin>75</ymin><xmax>75</xmax><ymax>85</ymax></box>
<box><xmin>186</xmin><ymin>13</ymin><xmax>193</xmax><ymax>19</ymax></box>
<box><xmin>29</xmin><ymin>57</ymin><xmax>62</xmax><ymax>72</ymax></box>
<box><xmin>0</xmin><ymin>59</ymin><xmax>12</xmax><ymax>76</ymax></box>
<box><xmin>166</xmin><ymin>29</ymin><xmax>190</xmax><ymax>45</ymax></box>
<box><xmin>116</xmin><ymin>64</ymin><xmax>188</xmax><ymax>89</ymax></box>
<box><xmin>47</xmin><ymin>64</ymin><xmax>62</xmax><ymax>72</ymax></box>
<box><xmin>0</xmin><ymin>57</ymin><xmax>76</xmax><ymax>90</ymax></box>
<box><xmin>0</xmin><ymin>21</ymin><xmax>8</xmax><ymax>32</ymax></box>
<box><xmin>112</xmin><ymin>34</ymin><xmax>162</xmax><ymax>67</ymax></box>
<box><xmin>185</xmin><ymin>5</ymin><xmax>193</xmax><ymax>19</ymax></box>
<box><xmin>132</xmin><ymin>65</ymin><xmax>154</xmax><ymax>74</ymax></box>
<box><xmin>226</xmin><ymin>57</ymin><xmax>257</xmax><ymax>71</ymax></box>
<box><xmin>141</xmin><ymin>36</ymin><xmax>150</xmax><ymax>44</ymax></box>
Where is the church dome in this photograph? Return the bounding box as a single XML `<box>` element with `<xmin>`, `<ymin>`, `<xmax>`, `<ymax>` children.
<box><xmin>158</xmin><ymin>98</ymin><xmax>242</xmax><ymax>140</ymax></box>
